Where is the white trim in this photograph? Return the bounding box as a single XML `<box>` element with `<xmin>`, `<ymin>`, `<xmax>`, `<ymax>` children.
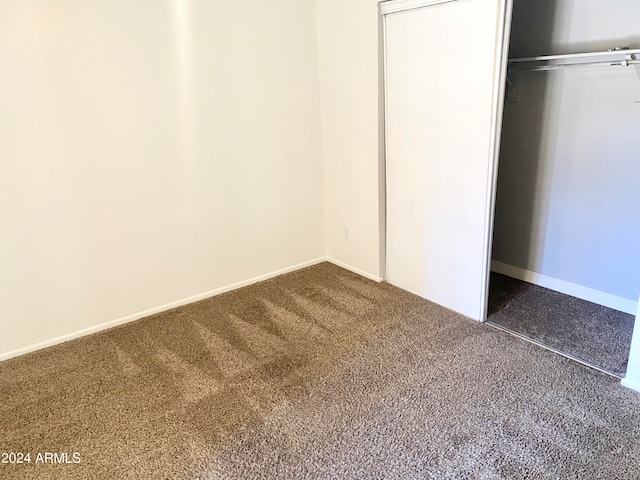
<box><xmin>623</xmin><ymin>292</ymin><xmax>640</xmax><ymax>392</ymax></box>
<box><xmin>380</xmin><ymin>0</ymin><xmax>458</xmax><ymax>16</ymax></box>
<box><xmin>325</xmin><ymin>257</ymin><xmax>384</xmax><ymax>283</ymax></box>
<box><xmin>479</xmin><ymin>0</ymin><xmax>514</xmax><ymax>321</ymax></box>
<box><xmin>382</xmin><ymin>6</ymin><xmax>390</xmax><ymax>281</ymax></box>
<box><xmin>491</xmin><ymin>260</ymin><xmax>638</xmax><ymax>315</ymax></box>
<box><xmin>378</xmin><ymin>4</ymin><xmax>388</xmax><ymax>282</ymax></box>
<box><xmin>621</xmin><ymin>378</ymin><xmax>640</xmax><ymax>393</ymax></box>
<box><xmin>0</xmin><ymin>257</ymin><xmax>326</xmax><ymax>362</ymax></box>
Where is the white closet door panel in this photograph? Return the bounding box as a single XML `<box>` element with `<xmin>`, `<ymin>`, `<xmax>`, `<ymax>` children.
<box><xmin>385</xmin><ymin>0</ymin><xmax>508</xmax><ymax>320</ymax></box>
<box><xmin>386</xmin><ymin>107</ymin><xmax>493</xmax><ymax>316</ymax></box>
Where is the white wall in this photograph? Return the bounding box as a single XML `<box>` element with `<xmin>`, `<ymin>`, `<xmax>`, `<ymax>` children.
<box><xmin>315</xmin><ymin>0</ymin><xmax>383</xmax><ymax>280</ymax></box>
<box><xmin>0</xmin><ymin>0</ymin><xmax>325</xmax><ymax>357</ymax></box>
<box><xmin>493</xmin><ymin>0</ymin><xmax>640</xmax><ymax>304</ymax></box>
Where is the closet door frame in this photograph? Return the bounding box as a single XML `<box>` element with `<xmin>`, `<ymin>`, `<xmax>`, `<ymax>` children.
<box><xmin>380</xmin><ymin>0</ymin><xmax>514</xmax><ymax>321</ymax></box>
<box><xmin>479</xmin><ymin>0</ymin><xmax>513</xmax><ymax>320</ymax></box>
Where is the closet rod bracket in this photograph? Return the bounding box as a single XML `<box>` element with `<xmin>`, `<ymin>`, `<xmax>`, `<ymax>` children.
<box><xmin>631</xmin><ymin>54</ymin><xmax>640</xmax><ymax>82</ymax></box>
<box><xmin>505</xmin><ymin>73</ymin><xmax>518</xmax><ymax>103</ymax></box>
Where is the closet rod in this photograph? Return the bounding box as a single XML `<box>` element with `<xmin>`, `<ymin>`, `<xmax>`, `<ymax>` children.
<box><xmin>510</xmin><ymin>59</ymin><xmax>640</xmax><ymax>72</ymax></box>
<box><xmin>509</xmin><ymin>48</ymin><xmax>640</xmax><ymax>64</ymax></box>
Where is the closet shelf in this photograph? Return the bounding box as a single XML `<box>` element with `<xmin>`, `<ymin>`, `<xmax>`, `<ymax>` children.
<box><xmin>508</xmin><ymin>48</ymin><xmax>640</xmax><ymax>72</ymax></box>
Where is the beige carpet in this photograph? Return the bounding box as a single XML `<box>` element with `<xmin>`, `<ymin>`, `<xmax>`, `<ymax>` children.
<box><xmin>1</xmin><ymin>262</ymin><xmax>639</xmax><ymax>479</ymax></box>
<box><xmin>487</xmin><ymin>272</ymin><xmax>635</xmax><ymax>377</ymax></box>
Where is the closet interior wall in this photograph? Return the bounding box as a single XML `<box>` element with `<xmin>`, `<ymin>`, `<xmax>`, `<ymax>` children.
<box><xmin>492</xmin><ymin>0</ymin><xmax>640</xmax><ymax>312</ymax></box>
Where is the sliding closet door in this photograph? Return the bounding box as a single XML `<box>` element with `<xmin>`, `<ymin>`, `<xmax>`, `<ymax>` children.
<box><xmin>384</xmin><ymin>0</ymin><xmax>512</xmax><ymax>320</ymax></box>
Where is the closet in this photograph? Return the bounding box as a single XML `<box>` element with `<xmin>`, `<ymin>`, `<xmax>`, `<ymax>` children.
<box><xmin>488</xmin><ymin>0</ymin><xmax>640</xmax><ymax>377</ymax></box>
<box><xmin>382</xmin><ymin>0</ymin><xmax>640</xmax><ymax>378</ymax></box>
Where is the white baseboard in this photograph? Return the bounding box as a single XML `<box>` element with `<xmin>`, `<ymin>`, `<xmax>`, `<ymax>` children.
<box><xmin>621</xmin><ymin>377</ymin><xmax>640</xmax><ymax>393</ymax></box>
<box><xmin>325</xmin><ymin>257</ymin><xmax>384</xmax><ymax>283</ymax></box>
<box><xmin>0</xmin><ymin>257</ymin><xmax>327</xmax><ymax>362</ymax></box>
<box><xmin>491</xmin><ymin>261</ymin><xmax>637</xmax><ymax>315</ymax></box>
